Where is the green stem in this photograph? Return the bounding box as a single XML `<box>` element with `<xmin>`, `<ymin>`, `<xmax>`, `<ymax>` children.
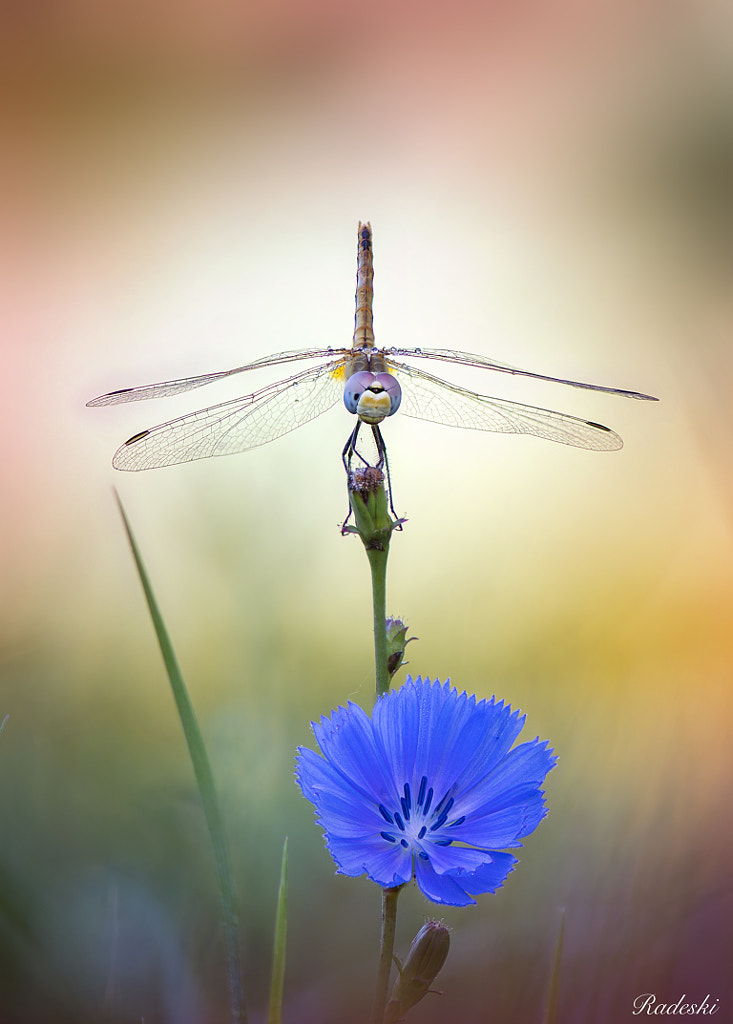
<box><xmin>117</xmin><ymin>495</ymin><xmax>246</xmax><ymax>1024</ymax></box>
<box><xmin>367</xmin><ymin>546</ymin><xmax>390</xmax><ymax>700</ymax></box>
<box><xmin>370</xmin><ymin>886</ymin><xmax>402</xmax><ymax>1024</ymax></box>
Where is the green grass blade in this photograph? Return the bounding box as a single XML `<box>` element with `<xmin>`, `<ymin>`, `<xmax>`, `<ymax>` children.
<box><xmin>267</xmin><ymin>838</ymin><xmax>289</xmax><ymax>1024</ymax></box>
<box><xmin>116</xmin><ymin>493</ymin><xmax>247</xmax><ymax>1024</ymax></box>
<box><xmin>542</xmin><ymin>909</ymin><xmax>565</xmax><ymax>1024</ymax></box>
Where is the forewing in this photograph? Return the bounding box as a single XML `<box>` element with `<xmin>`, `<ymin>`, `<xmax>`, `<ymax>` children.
<box><xmin>384</xmin><ymin>346</ymin><xmax>657</xmax><ymax>402</ymax></box>
<box><xmin>87</xmin><ymin>347</ymin><xmax>345</xmax><ymax>406</ymax></box>
<box><xmin>112</xmin><ymin>361</ymin><xmax>346</xmax><ymax>470</ymax></box>
<box><xmin>390</xmin><ymin>361</ymin><xmax>624</xmax><ymax>451</ymax></box>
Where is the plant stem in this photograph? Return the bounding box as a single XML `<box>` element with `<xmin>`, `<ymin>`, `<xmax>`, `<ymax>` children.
<box><xmin>366</xmin><ymin>546</ymin><xmax>390</xmax><ymax>700</ymax></box>
<box><xmin>348</xmin><ymin>472</ymin><xmax>401</xmax><ymax>1019</ymax></box>
<box><xmin>370</xmin><ymin>886</ymin><xmax>402</xmax><ymax>1024</ymax></box>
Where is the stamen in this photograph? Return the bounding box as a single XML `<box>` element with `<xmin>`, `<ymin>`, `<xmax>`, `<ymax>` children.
<box><xmin>450</xmin><ymin>815</ymin><xmax>466</xmax><ymax>828</ymax></box>
<box><xmin>400</xmin><ymin>839</ymin><xmax>409</xmax><ymax>848</ymax></box>
<box><xmin>418</xmin><ymin>826</ymin><xmax>427</xmax><ymax>839</ymax></box>
<box><xmin>423</xmin><ymin>786</ymin><xmax>434</xmax><ymax>816</ymax></box>
<box><xmin>417</xmin><ymin>776</ymin><xmax>427</xmax><ymax>807</ymax></box>
<box><xmin>400</xmin><ymin>795</ymin><xmax>410</xmax><ymax>821</ymax></box>
<box><xmin>378</xmin><ymin>804</ymin><xmax>394</xmax><ymax>824</ymax></box>
<box><xmin>430</xmin><ymin>797</ymin><xmax>455</xmax><ymax>831</ymax></box>
<box><xmin>394</xmin><ymin>812</ymin><xmax>406</xmax><ymax>832</ymax></box>
<box><xmin>380</xmin><ymin>832</ymin><xmax>397</xmax><ymax>843</ymax></box>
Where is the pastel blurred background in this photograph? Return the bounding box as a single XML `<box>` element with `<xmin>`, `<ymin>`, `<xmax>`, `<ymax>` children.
<box><xmin>2</xmin><ymin>1</ymin><xmax>732</xmax><ymax>1021</ymax></box>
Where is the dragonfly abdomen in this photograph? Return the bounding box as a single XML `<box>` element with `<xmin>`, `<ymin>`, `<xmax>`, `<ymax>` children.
<box><xmin>353</xmin><ymin>221</ymin><xmax>375</xmax><ymax>350</ymax></box>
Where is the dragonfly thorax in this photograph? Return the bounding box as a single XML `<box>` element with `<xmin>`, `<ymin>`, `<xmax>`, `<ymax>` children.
<box><xmin>344</xmin><ymin>370</ymin><xmax>402</xmax><ymax>424</ymax></box>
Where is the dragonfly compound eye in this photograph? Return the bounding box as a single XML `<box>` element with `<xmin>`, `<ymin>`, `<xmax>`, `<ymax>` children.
<box><xmin>344</xmin><ymin>371</ymin><xmax>379</xmax><ymax>414</ymax></box>
<box><xmin>374</xmin><ymin>372</ymin><xmax>402</xmax><ymax>416</ymax></box>
<box><xmin>344</xmin><ymin>370</ymin><xmax>402</xmax><ymax>423</ymax></box>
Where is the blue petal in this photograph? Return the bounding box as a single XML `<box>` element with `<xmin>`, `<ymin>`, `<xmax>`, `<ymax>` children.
<box><xmin>424</xmin><ymin>842</ymin><xmax>496</xmax><ymax>876</ymax></box>
<box><xmin>312</xmin><ymin>791</ymin><xmax>386</xmax><ymax>838</ymax></box>
<box><xmin>407</xmin><ymin>682</ymin><xmax>526</xmax><ymax>807</ymax></box>
<box><xmin>451</xmin><ymin>781</ymin><xmax>547</xmax><ymax>840</ymax></box>
<box><xmin>457</xmin><ymin>739</ymin><xmax>556</xmax><ymax>817</ymax></box>
<box><xmin>372</xmin><ymin>677</ymin><xmax>472</xmax><ymax>803</ymax></box>
<box><xmin>447</xmin><ymin>851</ymin><xmax>517</xmax><ymax>895</ymax></box>
<box><xmin>372</xmin><ymin>678</ymin><xmax>421</xmax><ymax>786</ymax></box>
<box><xmin>311</xmin><ymin>702</ymin><xmax>398</xmax><ymax>806</ymax></box>
<box><xmin>463</xmin><ymin>780</ymin><xmax>546</xmax><ymax>818</ymax></box>
<box><xmin>517</xmin><ymin>796</ymin><xmax>548</xmax><ymax>839</ymax></box>
<box><xmin>410</xmin><ymin>679</ymin><xmax>465</xmax><ymax>778</ymax></box>
<box><xmin>448</xmin><ymin>702</ymin><xmax>526</xmax><ymax>793</ymax></box>
<box><xmin>412</xmin><ymin>681</ymin><xmax>480</xmax><ymax>797</ymax></box>
<box><xmin>414</xmin><ymin>856</ymin><xmax>476</xmax><ymax>906</ymax></box>
<box><xmin>445</xmin><ymin>804</ymin><xmax>536</xmax><ymax>848</ymax></box>
<box><xmin>297</xmin><ymin>748</ymin><xmax>397</xmax><ymax>840</ymax></box>
<box><xmin>483</xmin><ymin>738</ymin><xmax>557</xmax><ymax>790</ymax></box>
<box><xmin>295</xmin><ymin>746</ymin><xmax>353</xmax><ymax>803</ymax></box>
<box><xmin>326</xmin><ymin>834</ymin><xmax>413</xmax><ymax>887</ymax></box>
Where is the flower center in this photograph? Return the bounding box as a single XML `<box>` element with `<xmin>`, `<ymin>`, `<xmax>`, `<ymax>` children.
<box><xmin>376</xmin><ymin>776</ymin><xmax>466</xmax><ymax>856</ymax></box>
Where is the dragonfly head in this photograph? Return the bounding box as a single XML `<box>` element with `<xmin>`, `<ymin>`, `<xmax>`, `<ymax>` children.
<box><xmin>344</xmin><ymin>370</ymin><xmax>402</xmax><ymax>424</ymax></box>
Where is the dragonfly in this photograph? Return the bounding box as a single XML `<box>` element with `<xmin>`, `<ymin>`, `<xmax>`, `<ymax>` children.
<box><xmin>88</xmin><ymin>223</ymin><xmax>657</xmax><ymax>485</ymax></box>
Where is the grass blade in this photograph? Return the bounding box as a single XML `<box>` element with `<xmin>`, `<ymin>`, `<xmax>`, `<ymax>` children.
<box><xmin>267</xmin><ymin>838</ymin><xmax>288</xmax><ymax>1024</ymax></box>
<box><xmin>542</xmin><ymin>909</ymin><xmax>565</xmax><ymax>1024</ymax></box>
<box><xmin>116</xmin><ymin>493</ymin><xmax>247</xmax><ymax>1024</ymax></box>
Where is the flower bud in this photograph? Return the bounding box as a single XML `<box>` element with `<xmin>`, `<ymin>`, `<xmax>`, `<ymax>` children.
<box><xmin>344</xmin><ymin>467</ymin><xmax>400</xmax><ymax>548</ymax></box>
<box><xmin>385</xmin><ymin>617</ymin><xmax>416</xmax><ymax>680</ymax></box>
<box><xmin>385</xmin><ymin>921</ymin><xmax>450</xmax><ymax>1022</ymax></box>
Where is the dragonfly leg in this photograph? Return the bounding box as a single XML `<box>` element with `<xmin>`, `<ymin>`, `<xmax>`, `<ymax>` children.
<box><xmin>341</xmin><ymin>420</ymin><xmax>403</xmax><ymax>533</ymax></box>
<box><xmin>370</xmin><ymin>424</ymin><xmax>402</xmax><ymax>527</ymax></box>
<box><xmin>342</xmin><ymin>420</ymin><xmax>363</xmax><ymax>476</ymax></box>
<box><xmin>341</xmin><ymin>422</ymin><xmax>362</xmax><ymax>531</ymax></box>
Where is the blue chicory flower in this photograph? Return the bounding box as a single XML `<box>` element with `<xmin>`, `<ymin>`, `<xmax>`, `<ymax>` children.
<box><xmin>295</xmin><ymin>676</ymin><xmax>556</xmax><ymax>906</ymax></box>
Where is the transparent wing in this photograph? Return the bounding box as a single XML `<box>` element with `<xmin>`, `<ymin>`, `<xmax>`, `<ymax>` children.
<box><xmin>87</xmin><ymin>347</ymin><xmax>348</xmax><ymax>406</ymax></box>
<box><xmin>388</xmin><ymin>360</ymin><xmax>624</xmax><ymax>451</ymax></box>
<box><xmin>111</xmin><ymin>360</ymin><xmax>346</xmax><ymax>471</ymax></box>
<box><xmin>383</xmin><ymin>346</ymin><xmax>658</xmax><ymax>402</ymax></box>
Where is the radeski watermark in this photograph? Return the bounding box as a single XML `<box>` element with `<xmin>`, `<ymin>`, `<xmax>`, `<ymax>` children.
<box><xmin>632</xmin><ymin>993</ymin><xmax>720</xmax><ymax>1015</ymax></box>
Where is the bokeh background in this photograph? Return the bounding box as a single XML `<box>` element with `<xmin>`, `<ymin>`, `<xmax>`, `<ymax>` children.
<box><xmin>2</xmin><ymin>1</ymin><xmax>732</xmax><ymax>1022</ymax></box>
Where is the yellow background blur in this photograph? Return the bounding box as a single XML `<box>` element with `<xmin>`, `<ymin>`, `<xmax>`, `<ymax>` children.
<box><xmin>1</xmin><ymin>2</ymin><xmax>732</xmax><ymax>1021</ymax></box>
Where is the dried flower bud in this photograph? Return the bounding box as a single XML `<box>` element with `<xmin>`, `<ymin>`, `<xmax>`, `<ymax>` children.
<box><xmin>350</xmin><ymin>465</ymin><xmax>385</xmax><ymax>497</ymax></box>
<box><xmin>385</xmin><ymin>920</ymin><xmax>450</xmax><ymax>1022</ymax></box>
